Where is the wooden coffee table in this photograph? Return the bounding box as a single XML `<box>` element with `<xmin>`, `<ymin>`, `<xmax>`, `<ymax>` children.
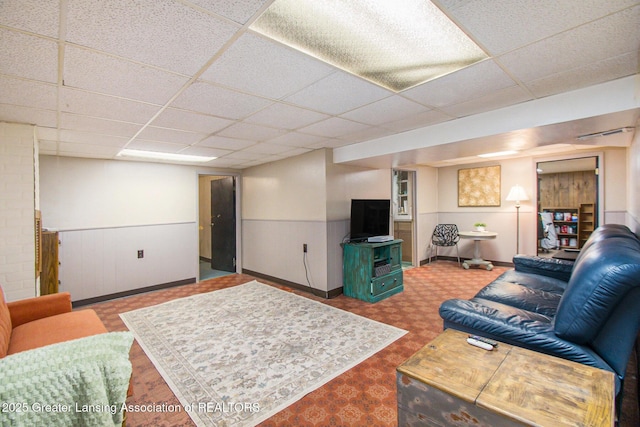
<box><xmin>397</xmin><ymin>329</ymin><xmax>614</xmax><ymax>426</ymax></box>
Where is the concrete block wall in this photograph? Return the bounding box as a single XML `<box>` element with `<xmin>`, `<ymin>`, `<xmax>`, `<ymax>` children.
<box><xmin>0</xmin><ymin>122</ymin><xmax>37</xmax><ymax>302</ymax></box>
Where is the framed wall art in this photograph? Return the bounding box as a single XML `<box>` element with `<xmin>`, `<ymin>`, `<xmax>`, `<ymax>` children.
<box><xmin>458</xmin><ymin>165</ymin><xmax>501</xmax><ymax>207</ymax></box>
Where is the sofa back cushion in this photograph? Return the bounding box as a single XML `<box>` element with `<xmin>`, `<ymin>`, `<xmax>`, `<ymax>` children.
<box><xmin>554</xmin><ymin>236</ymin><xmax>640</xmax><ymax>343</ymax></box>
<box><xmin>0</xmin><ymin>287</ymin><xmax>12</xmax><ymax>358</ymax></box>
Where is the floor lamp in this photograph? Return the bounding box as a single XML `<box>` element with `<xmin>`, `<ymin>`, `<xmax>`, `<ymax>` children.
<box><xmin>506</xmin><ymin>185</ymin><xmax>529</xmax><ymax>254</ymax></box>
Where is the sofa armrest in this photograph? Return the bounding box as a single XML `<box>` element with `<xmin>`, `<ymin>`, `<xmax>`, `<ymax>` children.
<box><xmin>7</xmin><ymin>292</ymin><xmax>72</xmax><ymax>327</ymax></box>
<box><xmin>513</xmin><ymin>255</ymin><xmax>574</xmax><ymax>283</ymax></box>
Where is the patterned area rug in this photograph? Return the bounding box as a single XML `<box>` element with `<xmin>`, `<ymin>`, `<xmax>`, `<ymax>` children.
<box><xmin>120</xmin><ymin>280</ymin><xmax>407</xmax><ymax>426</ymax></box>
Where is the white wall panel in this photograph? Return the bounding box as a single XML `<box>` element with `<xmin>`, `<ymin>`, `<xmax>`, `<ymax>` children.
<box><xmin>242</xmin><ymin>219</ymin><xmax>327</xmax><ymax>291</ymax></box>
<box><xmin>58</xmin><ymin>222</ymin><xmax>196</xmax><ymax>301</ymax></box>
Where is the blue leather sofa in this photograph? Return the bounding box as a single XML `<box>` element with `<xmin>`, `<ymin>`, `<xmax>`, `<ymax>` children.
<box><xmin>439</xmin><ymin>224</ymin><xmax>640</xmax><ymax>398</ymax></box>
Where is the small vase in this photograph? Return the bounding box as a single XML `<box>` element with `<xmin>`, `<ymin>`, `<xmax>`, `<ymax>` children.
<box><xmin>476</xmin><ymin>226</ymin><xmax>485</xmax><ymax>232</ymax></box>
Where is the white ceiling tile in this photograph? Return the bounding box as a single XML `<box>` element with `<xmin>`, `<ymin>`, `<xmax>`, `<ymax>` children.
<box><xmin>381</xmin><ymin>110</ymin><xmax>454</xmax><ymax>133</ymax></box>
<box><xmin>341</xmin><ymin>96</ymin><xmax>430</xmax><ymax>126</ymax></box>
<box><xmin>241</xmin><ymin>142</ymin><xmax>293</xmax><ymax>155</ymax></box>
<box><xmin>443</xmin><ymin>0</ymin><xmax>640</xmax><ymax>55</ymax></box>
<box><xmin>440</xmin><ymin>85</ymin><xmax>532</xmax><ymax>118</ymax></box>
<box><xmin>402</xmin><ymin>60</ymin><xmax>516</xmax><ymax>107</ymax></box>
<box><xmin>0</xmin><ymin>103</ymin><xmax>57</xmax><ymax>127</ymax></box>
<box><xmin>0</xmin><ymin>28</ymin><xmax>58</xmax><ymax>83</ymax></box>
<box><xmin>298</xmin><ymin>117</ymin><xmax>371</xmax><ymax>138</ymax></box>
<box><xmin>136</xmin><ymin>126</ymin><xmax>206</xmax><ymax>145</ymax></box>
<box><xmin>151</xmin><ymin>108</ymin><xmax>234</xmax><ymax>134</ymax></box>
<box><xmin>284</xmin><ymin>72</ymin><xmax>391</xmax><ymax>115</ymax></box>
<box><xmin>497</xmin><ymin>6</ymin><xmax>640</xmax><ymax>83</ymax></box>
<box><xmin>59</xmin><ymin>129</ymin><xmax>129</xmax><ymax>147</ymax></box>
<box><xmin>263</xmin><ymin>132</ymin><xmax>326</xmax><ymax>147</ymax></box>
<box><xmin>218</xmin><ymin>122</ymin><xmax>286</xmax><ymax>141</ymax></box>
<box><xmin>125</xmin><ymin>139</ymin><xmax>187</xmax><ymax>153</ymax></box>
<box><xmin>525</xmin><ymin>51</ymin><xmax>640</xmax><ymax>99</ymax></box>
<box><xmin>57</xmin><ymin>141</ymin><xmax>122</xmax><ymax>158</ymax></box>
<box><xmin>60</xmin><ymin>114</ymin><xmax>142</xmax><ymax>138</ymax></box>
<box><xmin>63</xmin><ymin>46</ymin><xmax>190</xmax><ymax>105</ymax></box>
<box><xmin>336</xmin><ymin>126</ymin><xmax>395</xmax><ymax>144</ymax></box>
<box><xmin>66</xmin><ymin>0</ymin><xmax>240</xmax><ymax>75</ymax></box>
<box><xmin>60</xmin><ymin>88</ymin><xmax>161</xmax><ymax>123</ymax></box>
<box><xmin>179</xmin><ymin>145</ymin><xmax>232</xmax><ymax>158</ymax></box>
<box><xmin>221</xmin><ymin>150</ymin><xmax>265</xmax><ymax>161</ymax></box>
<box><xmin>187</xmin><ymin>0</ymin><xmax>270</xmax><ymax>24</ymax></box>
<box><xmin>197</xmin><ymin>136</ymin><xmax>256</xmax><ymax>151</ymax></box>
<box><xmin>0</xmin><ymin>0</ymin><xmax>60</xmax><ymax>38</ymax></box>
<box><xmin>201</xmin><ymin>32</ymin><xmax>334</xmax><ymax>99</ymax></box>
<box><xmin>0</xmin><ymin>76</ymin><xmax>57</xmax><ymax>110</ymax></box>
<box><xmin>171</xmin><ymin>81</ymin><xmax>272</xmax><ymax>119</ymax></box>
<box><xmin>245</xmin><ymin>103</ymin><xmax>329</xmax><ymax>130</ymax></box>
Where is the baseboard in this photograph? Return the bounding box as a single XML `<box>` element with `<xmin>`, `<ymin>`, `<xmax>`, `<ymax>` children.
<box><xmin>242</xmin><ymin>269</ymin><xmax>342</xmax><ymax>299</ymax></box>
<box><xmin>72</xmin><ymin>278</ymin><xmax>196</xmax><ymax>307</ymax></box>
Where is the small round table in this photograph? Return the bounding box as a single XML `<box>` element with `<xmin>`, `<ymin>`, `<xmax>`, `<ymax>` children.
<box><xmin>458</xmin><ymin>231</ymin><xmax>498</xmax><ymax>270</ymax></box>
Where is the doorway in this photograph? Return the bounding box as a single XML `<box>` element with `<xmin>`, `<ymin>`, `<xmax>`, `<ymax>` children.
<box><xmin>392</xmin><ymin>169</ymin><xmax>416</xmax><ymax>268</ymax></box>
<box><xmin>536</xmin><ymin>156</ymin><xmax>599</xmax><ymax>256</ymax></box>
<box><xmin>198</xmin><ymin>175</ymin><xmax>237</xmax><ymax>280</ymax></box>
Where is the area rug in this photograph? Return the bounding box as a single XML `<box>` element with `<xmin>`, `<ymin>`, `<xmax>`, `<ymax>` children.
<box><xmin>120</xmin><ymin>280</ymin><xmax>407</xmax><ymax>426</ymax></box>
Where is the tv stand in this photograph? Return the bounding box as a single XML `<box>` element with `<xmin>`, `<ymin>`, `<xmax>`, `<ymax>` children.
<box><xmin>342</xmin><ymin>239</ymin><xmax>403</xmax><ymax>303</ymax></box>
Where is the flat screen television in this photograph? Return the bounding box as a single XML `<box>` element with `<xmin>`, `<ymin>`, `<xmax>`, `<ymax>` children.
<box><xmin>349</xmin><ymin>199</ymin><xmax>391</xmax><ymax>242</ymax></box>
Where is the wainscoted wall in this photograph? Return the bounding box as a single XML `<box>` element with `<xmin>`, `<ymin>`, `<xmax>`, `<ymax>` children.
<box><xmin>242</xmin><ymin>219</ymin><xmax>327</xmax><ymax>292</ymax></box>
<box><xmin>58</xmin><ymin>222</ymin><xmax>196</xmax><ymax>302</ymax></box>
<box><xmin>327</xmin><ymin>219</ymin><xmax>349</xmax><ymax>291</ymax></box>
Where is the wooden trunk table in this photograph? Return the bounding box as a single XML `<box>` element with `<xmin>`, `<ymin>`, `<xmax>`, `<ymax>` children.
<box><xmin>396</xmin><ymin>329</ymin><xmax>614</xmax><ymax>426</ymax></box>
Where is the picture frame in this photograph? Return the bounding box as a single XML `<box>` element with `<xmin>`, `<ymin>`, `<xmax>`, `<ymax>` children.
<box><xmin>458</xmin><ymin>165</ymin><xmax>501</xmax><ymax>207</ymax></box>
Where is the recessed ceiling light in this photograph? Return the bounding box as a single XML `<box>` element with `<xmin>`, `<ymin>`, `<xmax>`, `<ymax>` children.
<box><xmin>250</xmin><ymin>0</ymin><xmax>488</xmax><ymax>92</ymax></box>
<box><xmin>117</xmin><ymin>149</ymin><xmax>216</xmax><ymax>163</ymax></box>
<box><xmin>477</xmin><ymin>150</ymin><xmax>518</xmax><ymax>158</ymax></box>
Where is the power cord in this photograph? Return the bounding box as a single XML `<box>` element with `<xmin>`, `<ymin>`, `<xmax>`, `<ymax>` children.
<box><xmin>303</xmin><ymin>250</ymin><xmax>323</xmax><ymax>298</ymax></box>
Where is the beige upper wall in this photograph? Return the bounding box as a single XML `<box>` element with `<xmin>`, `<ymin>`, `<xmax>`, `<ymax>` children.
<box><xmin>242</xmin><ymin>149</ymin><xmax>328</xmax><ymax>221</ymax></box>
<box><xmin>40</xmin><ymin>156</ymin><xmax>200</xmax><ymax>230</ymax></box>
<box><xmin>603</xmin><ymin>148</ymin><xmax>627</xmax><ymax>212</ymax></box>
<box><xmin>326</xmin><ymin>150</ymin><xmax>390</xmax><ymax>222</ymax></box>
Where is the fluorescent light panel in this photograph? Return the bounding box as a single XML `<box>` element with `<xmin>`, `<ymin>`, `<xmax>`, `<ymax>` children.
<box><xmin>117</xmin><ymin>149</ymin><xmax>216</xmax><ymax>162</ymax></box>
<box><xmin>250</xmin><ymin>0</ymin><xmax>488</xmax><ymax>92</ymax></box>
<box><xmin>477</xmin><ymin>150</ymin><xmax>518</xmax><ymax>158</ymax></box>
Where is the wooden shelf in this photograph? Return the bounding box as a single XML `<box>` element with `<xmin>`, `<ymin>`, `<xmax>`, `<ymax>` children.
<box><xmin>542</xmin><ymin>207</ymin><xmax>579</xmax><ymax>249</ymax></box>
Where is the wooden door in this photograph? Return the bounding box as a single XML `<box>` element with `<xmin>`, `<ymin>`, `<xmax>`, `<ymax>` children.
<box><xmin>210</xmin><ymin>177</ymin><xmax>236</xmax><ymax>272</ymax></box>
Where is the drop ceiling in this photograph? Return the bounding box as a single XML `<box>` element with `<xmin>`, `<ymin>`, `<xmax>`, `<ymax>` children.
<box><xmin>0</xmin><ymin>0</ymin><xmax>638</xmax><ymax>169</ymax></box>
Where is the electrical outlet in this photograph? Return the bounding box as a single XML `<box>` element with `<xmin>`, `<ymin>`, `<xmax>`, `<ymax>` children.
<box><xmin>303</xmin><ymin>244</ymin><xmax>307</xmax><ymax>253</ymax></box>
<box><xmin>137</xmin><ymin>250</ymin><xmax>144</xmax><ymax>259</ymax></box>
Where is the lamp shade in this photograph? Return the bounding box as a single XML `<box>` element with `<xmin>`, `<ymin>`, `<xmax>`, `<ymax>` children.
<box><xmin>506</xmin><ymin>185</ymin><xmax>529</xmax><ymax>202</ymax></box>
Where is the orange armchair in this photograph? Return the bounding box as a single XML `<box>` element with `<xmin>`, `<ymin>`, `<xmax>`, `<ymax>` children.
<box><xmin>1</xmin><ymin>287</ymin><xmax>108</xmax><ymax>358</ymax></box>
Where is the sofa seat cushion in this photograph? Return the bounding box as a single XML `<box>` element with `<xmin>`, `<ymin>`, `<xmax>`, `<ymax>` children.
<box><xmin>7</xmin><ymin>309</ymin><xmax>108</xmax><ymax>355</ymax></box>
<box><xmin>439</xmin><ymin>297</ymin><xmax>618</xmax><ymax>391</ymax></box>
<box><xmin>475</xmin><ymin>271</ymin><xmax>564</xmax><ymax>316</ymax></box>
<box><xmin>0</xmin><ymin>288</ymin><xmax>11</xmax><ymax>358</ymax></box>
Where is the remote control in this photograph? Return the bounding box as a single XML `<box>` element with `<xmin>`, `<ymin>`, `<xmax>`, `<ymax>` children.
<box><xmin>466</xmin><ymin>337</ymin><xmax>494</xmax><ymax>351</ymax></box>
<box><xmin>469</xmin><ymin>335</ymin><xmax>498</xmax><ymax>347</ymax></box>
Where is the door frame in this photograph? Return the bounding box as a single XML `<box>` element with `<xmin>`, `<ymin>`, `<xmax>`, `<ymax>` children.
<box><xmin>533</xmin><ymin>151</ymin><xmax>603</xmax><ymax>255</ymax></box>
<box><xmin>196</xmin><ymin>172</ymin><xmax>242</xmax><ymax>281</ymax></box>
<box><xmin>392</xmin><ymin>168</ymin><xmax>418</xmax><ymax>267</ymax></box>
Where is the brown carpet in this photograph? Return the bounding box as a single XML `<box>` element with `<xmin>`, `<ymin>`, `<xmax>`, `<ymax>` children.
<box><xmin>85</xmin><ymin>262</ymin><xmax>639</xmax><ymax>426</ymax></box>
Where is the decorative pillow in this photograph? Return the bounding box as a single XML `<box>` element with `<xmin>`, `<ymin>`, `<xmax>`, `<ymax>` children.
<box><xmin>0</xmin><ymin>287</ymin><xmax>12</xmax><ymax>358</ymax></box>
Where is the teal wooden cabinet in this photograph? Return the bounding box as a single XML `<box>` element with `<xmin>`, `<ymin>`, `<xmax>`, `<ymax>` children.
<box><xmin>342</xmin><ymin>239</ymin><xmax>403</xmax><ymax>303</ymax></box>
